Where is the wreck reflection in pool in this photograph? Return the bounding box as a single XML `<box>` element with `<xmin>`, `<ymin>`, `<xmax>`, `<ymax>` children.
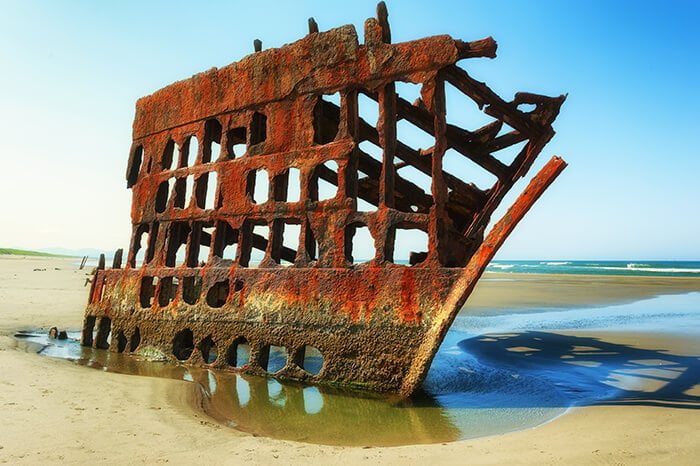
<box><xmin>18</xmin><ymin>328</ymin><xmax>567</xmax><ymax>446</ymax></box>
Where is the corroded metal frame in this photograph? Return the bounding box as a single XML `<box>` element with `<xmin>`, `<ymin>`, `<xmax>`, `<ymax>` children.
<box><xmin>82</xmin><ymin>3</ymin><xmax>566</xmax><ymax>397</ymax></box>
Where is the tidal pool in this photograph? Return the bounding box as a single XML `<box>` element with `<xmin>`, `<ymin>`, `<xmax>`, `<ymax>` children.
<box><xmin>17</xmin><ymin>329</ymin><xmax>568</xmax><ymax>446</ymax></box>
<box><xmin>17</xmin><ymin>293</ymin><xmax>698</xmax><ymax>446</ymax></box>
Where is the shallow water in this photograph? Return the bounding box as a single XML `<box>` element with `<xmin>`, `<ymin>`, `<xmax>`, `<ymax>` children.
<box><xmin>17</xmin><ymin>292</ymin><xmax>700</xmax><ymax>446</ymax></box>
<box><xmin>454</xmin><ymin>292</ymin><xmax>700</xmax><ymax>336</ymax></box>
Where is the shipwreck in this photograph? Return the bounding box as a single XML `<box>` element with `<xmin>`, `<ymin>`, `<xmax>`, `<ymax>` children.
<box><xmin>81</xmin><ymin>3</ymin><xmax>566</xmax><ymax>398</ymax></box>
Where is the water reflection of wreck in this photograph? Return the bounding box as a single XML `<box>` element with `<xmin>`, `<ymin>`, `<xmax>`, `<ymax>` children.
<box><xmin>81</xmin><ymin>3</ymin><xmax>566</xmax><ymax>397</ymax></box>
<box><xmin>194</xmin><ymin>370</ymin><xmax>463</xmax><ymax>446</ymax></box>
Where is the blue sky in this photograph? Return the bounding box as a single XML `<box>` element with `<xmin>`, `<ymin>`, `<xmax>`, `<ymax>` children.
<box><xmin>0</xmin><ymin>0</ymin><xmax>698</xmax><ymax>260</ymax></box>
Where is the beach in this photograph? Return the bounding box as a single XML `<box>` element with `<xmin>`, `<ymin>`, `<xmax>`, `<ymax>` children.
<box><xmin>1</xmin><ymin>255</ymin><xmax>698</xmax><ymax>464</ymax></box>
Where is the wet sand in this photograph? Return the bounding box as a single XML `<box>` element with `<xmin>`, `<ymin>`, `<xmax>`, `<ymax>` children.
<box><xmin>467</xmin><ymin>272</ymin><xmax>700</xmax><ymax>313</ymax></box>
<box><xmin>1</xmin><ymin>255</ymin><xmax>699</xmax><ymax>464</ymax></box>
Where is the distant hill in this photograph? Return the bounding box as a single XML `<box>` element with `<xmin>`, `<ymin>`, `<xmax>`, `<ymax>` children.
<box><xmin>38</xmin><ymin>247</ymin><xmax>115</xmax><ymax>259</ymax></box>
<box><xmin>0</xmin><ymin>248</ymin><xmax>76</xmax><ymax>257</ymax></box>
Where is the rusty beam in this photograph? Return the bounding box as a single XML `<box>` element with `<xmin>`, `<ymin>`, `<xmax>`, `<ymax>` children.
<box><xmin>363</xmin><ymin>90</ymin><xmax>511</xmax><ymax>180</ymax></box>
<box><xmin>400</xmin><ymin>156</ymin><xmax>567</xmax><ymax>396</ymax></box>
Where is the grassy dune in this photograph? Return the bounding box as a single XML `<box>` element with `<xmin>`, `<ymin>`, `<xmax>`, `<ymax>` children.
<box><xmin>0</xmin><ymin>248</ymin><xmax>74</xmax><ymax>257</ymax></box>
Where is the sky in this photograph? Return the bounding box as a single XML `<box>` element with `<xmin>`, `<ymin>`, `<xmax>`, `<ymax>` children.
<box><xmin>0</xmin><ymin>0</ymin><xmax>698</xmax><ymax>260</ymax></box>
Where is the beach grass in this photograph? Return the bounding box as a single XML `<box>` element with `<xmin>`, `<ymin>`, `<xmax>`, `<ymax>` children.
<box><xmin>0</xmin><ymin>248</ymin><xmax>75</xmax><ymax>258</ymax></box>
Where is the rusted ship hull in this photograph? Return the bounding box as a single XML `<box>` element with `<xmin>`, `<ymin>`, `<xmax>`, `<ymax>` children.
<box><xmin>84</xmin><ymin>267</ymin><xmax>461</xmax><ymax>392</ymax></box>
<box><xmin>83</xmin><ymin>156</ymin><xmax>564</xmax><ymax>396</ymax></box>
<box><xmin>81</xmin><ymin>3</ymin><xmax>566</xmax><ymax>397</ymax></box>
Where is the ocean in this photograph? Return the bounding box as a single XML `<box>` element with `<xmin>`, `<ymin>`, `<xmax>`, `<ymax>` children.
<box><xmin>80</xmin><ymin>258</ymin><xmax>700</xmax><ymax>277</ymax></box>
<box><xmin>486</xmin><ymin>260</ymin><xmax>700</xmax><ymax>277</ymax></box>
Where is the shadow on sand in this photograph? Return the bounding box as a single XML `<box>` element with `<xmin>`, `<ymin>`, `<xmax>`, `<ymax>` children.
<box><xmin>446</xmin><ymin>331</ymin><xmax>700</xmax><ymax>410</ymax></box>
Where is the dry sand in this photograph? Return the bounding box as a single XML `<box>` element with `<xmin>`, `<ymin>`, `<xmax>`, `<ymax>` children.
<box><xmin>1</xmin><ymin>255</ymin><xmax>698</xmax><ymax>464</ymax></box>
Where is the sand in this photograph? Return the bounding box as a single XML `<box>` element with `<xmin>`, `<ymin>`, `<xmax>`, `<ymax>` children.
<box><xmin>1</xmin><ymin>255</ymin><xmax>698</xmax><ymax>464</ymax></box>
<box><xmin>466</xmin><ymin>272</ymin><xmax>700</xmax><ymax>313</ymax></box>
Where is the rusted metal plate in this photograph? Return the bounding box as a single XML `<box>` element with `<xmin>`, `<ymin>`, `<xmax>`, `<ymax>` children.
<box><xmin>82</xmin><ymin>2</ymin><xmax>566</xmax><ymax>397</ymax></box>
